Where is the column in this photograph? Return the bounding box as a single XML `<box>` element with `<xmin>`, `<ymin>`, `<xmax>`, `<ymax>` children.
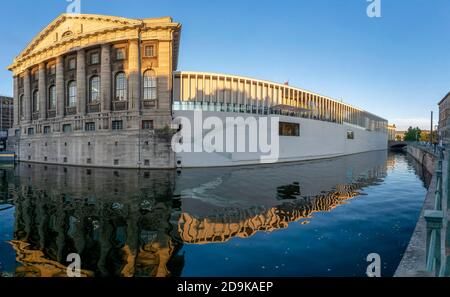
<box><xmin>100</xmin><ymin>44</ymin><xmax>111</xmax><ymax>112</ymax></box>
<box><xmin>13</xmin><ymin>76</ymin><xmax>19</xmax><ymax>126</ymax></box>
<box><xmin>128</xmin><ymin>39</ymin><xmax>140</xmax><ymax>111</ymax></box>
<box><xmin>56</xmin><ymin>56</ymin><xmax>65</xmax><ymax>117</ymax></box>
<box><xmin>76</xmin><ymin>49</ymin><xmax>86</xmax><ymax>115</ymax></box>
<box><xmin>23</xmin><ymin>69</ymin><xmax>31</xmax><ymax>123</ymax></box>
<box><xmin>38</xmin><ymin>62</ymin><xmax>46</xmax><ymax>120</ymax></box>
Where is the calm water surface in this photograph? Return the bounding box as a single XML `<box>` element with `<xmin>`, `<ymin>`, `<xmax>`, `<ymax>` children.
<box><xmin>0</xmin><ymin>151</ymin><xmax>430</xmax><ymax>277</ymax></box>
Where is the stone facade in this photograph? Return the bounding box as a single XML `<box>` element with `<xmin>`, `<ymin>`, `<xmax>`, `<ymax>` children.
<box><xmin>8</xmin><ymin>14</ymin><xmax>181</xmax><ymax>168</ymax></box>
<box><xmin>438</xmin><ymin>92</ymin><xmax>450</xmax><ymax>144</ymax></box>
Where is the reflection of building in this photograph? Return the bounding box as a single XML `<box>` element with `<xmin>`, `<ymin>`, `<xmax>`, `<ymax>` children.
<box><xmin>438</xmin><ymin>92</ymin><xmax>450</xmax><ymax>143</ymax></box>
<box><xmin>179</xmin><ymin>182</ymin><xmax>370</xmax><ymax>244</ymax></box>
<box><xmin>387</xmin><ymin>124</ymin><xmax>396</xmax><ymax>141</ymax></box>
<box><xmin>176</xmin><ymin>150</ymin><xmax>388</xmax><ymax>244</ymax></box>
<box><xmin>8</xmin><ymin>14</ymin><xmax>180</xmax><ymax>168</ymax></box>
<box><xmin>0</xmin><ymin>96</ymin><xmax>13</xmax><ymax>137</ymax></box>
<box><xmin>6</xmin><ymin>163</ymin><xmax>184</xmax><ymax>277</ymax></box>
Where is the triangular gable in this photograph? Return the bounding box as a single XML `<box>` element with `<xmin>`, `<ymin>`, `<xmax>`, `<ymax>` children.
<box><xmin>16</xmin><ymin>13</ymin><xmax>141</xmax><ymax>61</ymax></box>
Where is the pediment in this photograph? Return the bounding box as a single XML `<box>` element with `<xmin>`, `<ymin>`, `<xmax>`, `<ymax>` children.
<box><xmin>16</xmin><ymin>13</ymin><xmax>141</xmax><ymax>60</ymax></box>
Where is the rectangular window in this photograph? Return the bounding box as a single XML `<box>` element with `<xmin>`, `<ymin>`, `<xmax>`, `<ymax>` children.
<box><xmin>112</xmin><ymin>120</ymin><xmax>123</xmax><ymax>130</ymax></box>
<box><xmin>116</xmin><ymin>48</ymin><xmax>125</xmax><ymax>60</ymax></box>
<box><xmin>63</xmin><ymin>124</ymin><xmax>72</xmax><ymax>133</ymax></box>
<box><xmin>43</xmin><ymin>126</ymin><xmax>51</xmax><ymax>134</ymax></box>
<box><xmin>68</xmin><ymin>58</ymin><xmax>76</xmax><ymax>70</ymax></box>
<box><xmin>28</xmin><ymin>127</ymin><xmax>34</xmax><ymax>135</ymax></box>
<box><xmin>85</xmin><ymin>122</ymin><xmax>96</xmax><ymax>131</ymax></box>
<box><xmin>49</xmin><ymin>65</ymin><xmax>56</xmax><ymax>75</ymax></box>
<box><xmin>144</xmin><ymin>159</ymin><xmax>150</xmax><ymax>166</ymax></box>
<box><xmin>144</xmin><ymin>45</ymin><xmax>155</xmax><ymax>57</ymax></box>
<box><xmin>90</xmin><ymin>52</ymin><xmax>99</xmax><ymax>65</ymax></box>
<box><xmin>279</xmin><ymin>122</ymin><xmax>300</xmax><ymax>137</ymax></box>
<box><xmin>114</xmin><ymin>159</ymin><xmax>119</xmax><ymax>165</ymax></box>
<box><xmin>142</xmin><ymin>120</ymin><xmax>154</xmax><ymax>130</ymax></box>
<box><xmin>347</xmin><ymin>131</ymin><xmax>355</xmax><ymax>140</ymax></box>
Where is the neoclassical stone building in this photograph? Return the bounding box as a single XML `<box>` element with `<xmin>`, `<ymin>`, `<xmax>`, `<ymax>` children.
<box><xmin>8</xmin><ymin>14</ymin><xmax>181</xmax><ymax>168</ymax></box>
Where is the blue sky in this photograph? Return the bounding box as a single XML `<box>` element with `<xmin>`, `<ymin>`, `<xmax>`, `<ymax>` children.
<box><xmin>0</xmin><ymin>0</ymin><xmax>449</xmax><ymax>130</ymax></box>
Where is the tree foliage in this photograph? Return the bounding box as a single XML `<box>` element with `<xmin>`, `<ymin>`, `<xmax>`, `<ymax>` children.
<box><xmin>404</xmin><ymin>127</ymin><xmax>422</xmax><ymax>141</ymax></box>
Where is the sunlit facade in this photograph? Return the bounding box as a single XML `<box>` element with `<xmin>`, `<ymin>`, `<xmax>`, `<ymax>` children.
<box><xmin>173</xmin><ymin>72</ymin><xmax>388</xmax><ymax>133</ymax></box>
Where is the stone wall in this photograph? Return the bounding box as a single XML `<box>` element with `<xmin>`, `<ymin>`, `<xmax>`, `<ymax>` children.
<box><xmin>406</xmin><ymin>145</ymin><xmax>437</xmax><ymax>174</ymax></box>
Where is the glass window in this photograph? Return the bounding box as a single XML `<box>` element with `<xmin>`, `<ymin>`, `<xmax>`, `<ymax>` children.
<box><xmin>279</xmin><ymin>122</ymin><xmax>300</xmax><ymax>137</ymax></box>
<box><xmin>43</xmin><ymin>126</ymin><xmax>51</xmax><ymax>134</ymax></box>
<box><xmin>85</xmin><ymin>122</ymin><xmax>96</xmax><ymax>131</ymax></box>
<box><xmin>32</xmin><ymin>90</ymin><xmax>39</xmax><ymax>113</ymax></box>
<box><xmin>144</xmin><ymin>45</ymin><xmax>154</xmax><ymax>57</ymax></box>
<box><xmin>49</xmin><ymin>65</ymin><xmax>56</xmax><ymax>75</ymax></box>
<box><xmin>63</xmin><ymin>124</ymin><xmax>72</xmax><ymax>133</ymax></box>
<box><xmin>116</xmin><ymin>48</ymin><xmax>125</xmax><ymax>60</ymax></box>
<box><xmin>142</xmin><ymin>120</ymin><xmax>154</xmax><ymax>130</ymax></box>
<box><xmin>48</xmin><ymin>85</ymin><xmax>56</xmax><ymax>110</ymax></box>
<box><xmin>115</xmin><ymin>72</ymin><xmax>127</xmax><ymax>101</ymax></box>
<box><xmin>28</xmin><ymin>128</ymin><xmax>34</xmax><ymax>135</ymax></box>
<box><xmin>143</xmin><ymin>70</ymin><xmax>157</xmax><ymax>100</ymax></box>
<box><xmin>112</xmin><ymin>120</ymin><xmax>123</xmax><ymax>130</ymax></box>
<box><xmin>67</xmin><ymin>81</ymin><xmax>77</xmax><ymax>107</ymax></box>
<box><xmin>69</xmin><ymin>58</ymin><xmax>76</xmax><ymax>70</ymax></box>
<box><xmin>90</xmin><ymin>52</ymin><xmax>99</xmax><ymax>65</ymax></box>
<box><xmin>19</xmin><ymin>95</ymin><xmax>24</xmax><ymax>117</ymax></box>
<box><xmin>347</xmin><ymin>131</ymin><xmax>354</xmax><ymax>140</ymax></box>
<box><xmin>89</xmin><ymin>76</ymin><xmax>100</xmax><ymax>102</ymax></box>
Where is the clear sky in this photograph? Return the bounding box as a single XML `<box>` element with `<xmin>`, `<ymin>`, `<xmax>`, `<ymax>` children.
<box><xmin>0</xmin><ymin>0</ymin><xmax>449</xmax><ymax>130</ymax></box>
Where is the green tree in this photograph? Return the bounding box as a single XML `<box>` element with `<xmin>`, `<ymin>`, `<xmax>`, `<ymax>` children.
<box><xmin>404</xmin><ymin>126</ymin><xmax>422</xmax><ymax>141</ymax></box>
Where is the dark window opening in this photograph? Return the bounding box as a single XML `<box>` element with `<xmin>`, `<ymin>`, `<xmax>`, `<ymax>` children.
<box><xmin>347</xmin><ymin>131</ymin><xmax>355</xmax><ymax>140</ymax></box>
<box><xmin>114</xmin><ymin>159</ymin><xmax>119</xmax><ymax>165</ymax></box>
<box><xmin>142</xmin><ymin>120</ymin><xmax>154</xmax><ymax>130</ymax></box>
<box><xmin>112</xmin><ymin>120</ymin><xmax>123</xmax><ymax>130</ymax></box>
<box><xmin>279</xmin><ymin>122</ymin><xmax>300</xmax><ymax>137</ymax></box>
<box><xmin>85</xmin><ymin>122</ymin><xmax>96</xmax><ymax>131</ymax></box>
<box><xmin>144</xmin><ymin>159</ymin><xmax>150</xmax><ymax>166</ymax></box>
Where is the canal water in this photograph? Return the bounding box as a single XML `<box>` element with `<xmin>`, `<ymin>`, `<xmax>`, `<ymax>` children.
<box><xmin>0</xmin><ymin>151</ymin><xmax>430</xmax><ymax>277</ymax></box>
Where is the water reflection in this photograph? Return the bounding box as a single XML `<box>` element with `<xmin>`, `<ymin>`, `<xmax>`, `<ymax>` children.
<box><xmin>0</xmin><ymin>151</ymin><xmax>429</xmax><ymax>276</ymax></box>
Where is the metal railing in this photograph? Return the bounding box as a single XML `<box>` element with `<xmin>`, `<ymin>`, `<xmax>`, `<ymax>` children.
<box><xmin>423</xmin><ymin>145</ymin><xmax>449</xmax><ymax>276</ymax></box>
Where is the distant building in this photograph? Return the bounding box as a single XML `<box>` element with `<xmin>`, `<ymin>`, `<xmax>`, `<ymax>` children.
<box><xmin>395</xmin><ymin>131</ymin><xmax>405</xmax><ymax>141</ymax></box>
<box><xmin>387</xmin><ymin>124</ymin><xmax>396</xmax><ymax>141</ymax></box>
<box><xmin>438</xmin><ymin>92</ymin><xmax>450</xmax><ymax>143</ymax></box>
<box><xmin>0</xmin><ymin>96</ymin><xmax>13</xmax><ymax>137</ymax></box>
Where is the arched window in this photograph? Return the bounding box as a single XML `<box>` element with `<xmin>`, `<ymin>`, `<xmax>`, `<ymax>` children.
<box><xmin>19</xmin><ymin>94</ymin><xmax>24</xmax><ymax>117</ymax></box>
<box><xmin>89</xmin><ymin>76</ymin><xmax>100</xmax><ymax>102</ymax></box>
<box><xmin>32</xmin><ymin>90</ymin><xmax>39</xmax><ymax>113</ymax></box>
<box><xmin>115</xmin><ymin>72</ymin><xmax>127</xmax><ymax>101</ymax></box>
<box><xmin>67</xmin><ymin>81</ymin><xmax>77</xmax><ymax>107</ymax></box>
<box><xmin>143</xmin><ymin>70</ymin><xmax>157</xmax><ymax>100</ymax></box>
<box><xmin>48</xmin><ymin>85</ymin><xmax>56</xmax><ymax>110</ymax></box>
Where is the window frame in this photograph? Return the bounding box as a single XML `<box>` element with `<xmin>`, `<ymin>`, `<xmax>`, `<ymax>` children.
<box><xmin>90</xmin><ymin>52</ymin><xmax>100</xmax><ymax>65</ymax></box>
<box><xmin>116</xmin><ymin>48</ymin><xmax>125</xmax><ymax>60</ymax></box>
<box><xmin>144</xmin><ymin>45</ymin><xmax>155</xmax><ymax>57</ymax></box>
<box><xmin>114</xmin><ymin>72</ymin><xmax>127</xmax><ymax>101</ymax></box>
<box><xmin>143</xmin><ymin>70</ymin><xmax>157</xmax><ymax>100</ymax></box>
<box><xmin>89</xmin><ymin>76</ymin><xmax>101</xmax><ymax>102</ymax></box>
<box><xmin>67</xmin><ymin>81</ymin><xmax>77</xmax><ymax>107</ymax></box>
<box><xmin>48</xmin><ymin>85</ymin><xmax>56</xmax><ymax>110</ymax></box>
<box><xmin>112</xmin><ymin>120</ymin><xmax>123</xmax><ymax>131</ymax></box>
<box><xmin>32</xmin><ymin>90</ymin><xmax>39</xmax><ymax>113</ymax></box>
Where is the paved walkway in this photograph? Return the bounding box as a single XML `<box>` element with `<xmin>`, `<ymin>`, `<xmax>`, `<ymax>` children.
<box><xmin>395</xmin><ymin>150</ymin><xmax>448</xmax><ymax>277</ymax></box>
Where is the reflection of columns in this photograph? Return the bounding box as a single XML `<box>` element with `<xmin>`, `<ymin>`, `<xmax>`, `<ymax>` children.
<box><xmin>76</xmin><ymin>49</ymin><xmax>86</xmax><ymax>115</ymax></box>
<box><xmin>128</xmin><ymin>39</ymin><xmax>140</xmax><ymax>111</ymax></box>
<box><xmin>101</xmin><ymin>44</ymin><xmax>111</xmax><ymax>112</ymax></box>
<box><xmin>13</xmin><ymin>76</ymin><xmax>19</xmax><ymax>126</ymax></box>
<box><xmin>23</xmin><ymin>69</ymin><xmax>31</xmax><ymax>123</ymax></box>
<box><xmin>56</xmin><ymin>56</ymin><xmax>65</xmax><ymax>117</ymax></box>
<box><xmin>38</xmin><ymin>63</ymin><xmax>46</xmax><ymax>120</ymax></box>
